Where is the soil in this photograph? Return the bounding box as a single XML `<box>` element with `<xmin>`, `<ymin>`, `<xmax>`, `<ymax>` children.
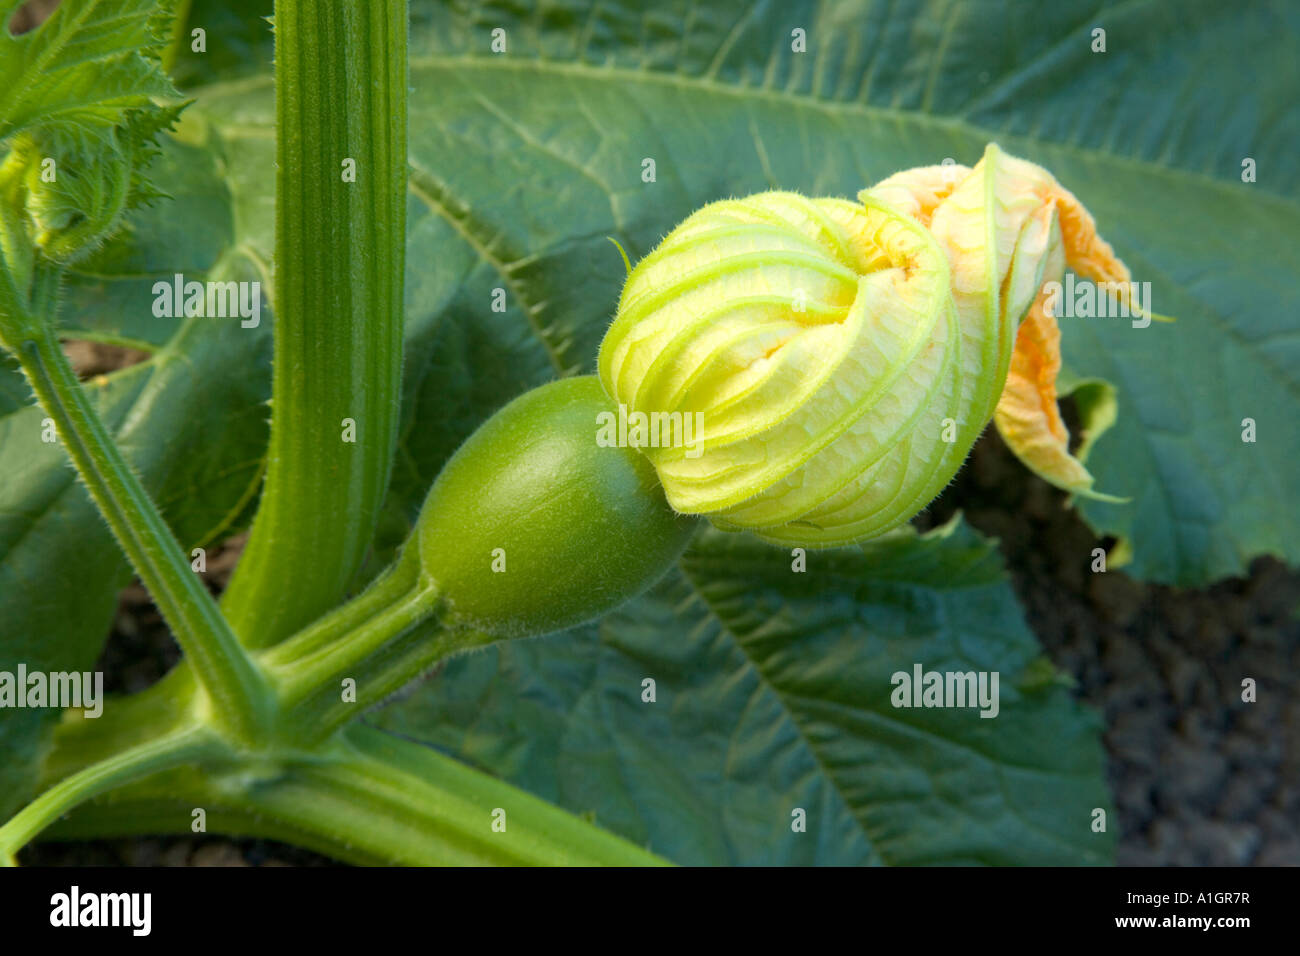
<box><xmin>21</xmin><ymin>348</ymin><xmax>1300</xmax><ymax>865</ymax></box>
<box><xmin>925</xmin><ymin>426</ymin><xmax>1300</xmax><ymax>866</ymax></box>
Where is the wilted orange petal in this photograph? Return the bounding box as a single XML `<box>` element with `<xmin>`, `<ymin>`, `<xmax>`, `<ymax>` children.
<box><xmin>1050</xmin><ymin>183</ymin><xmax>1148</xmax><ymax>318</ymax></box>
<box><xmin>994</xmin><ymin>291</ymin><xmax>1102</xmax><ymax>496</ymax></box>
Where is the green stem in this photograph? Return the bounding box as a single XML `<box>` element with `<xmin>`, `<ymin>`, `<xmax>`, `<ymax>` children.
<box><xmin>269</xmin><ymin>601</ymin><xmax>464</xmax><ymax>744</ymax></box>
<box><xmin>221</xmin><ymin>0</ymin><xmax>409</xmax><ymax>648</ymax></box>
<box><xmin>257</xmin><ymin>546</ymin><xmax>481</xmax><ymax>743</ymax></box>
<box><xmin>0</xmin><ymin>726</ymin><xmax>219</xmax><ymax>861</ymax></box>
<box><xmin>314</xmin><ymin>724</ymin><xmax>667</xmax><ymax>865</ymax></box>
<box><xmin>261</xmin><ymin>541</ymin><xmax>426</xmax><ymax>675</ymax></box>
<box><xmin>264</xmin><ymin>586</ymin><xmax>434</xmax><ymax>701</ymax></box>
<box><xmin>1</xmin><ymin>280</ymin><xmax>271</xmax><ymax>745</ymax></box>
<box><xmin>33</xmin><ymin>725</ymin><xmax>667</xmax><ymax>866</ymax></box>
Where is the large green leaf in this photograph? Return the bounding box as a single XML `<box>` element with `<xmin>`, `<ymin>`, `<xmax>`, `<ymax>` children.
<box><xmin>55</xmin><ymin>122</ymin><xmax>247</xmax><ymax>347</ymax></box>
<box><xmin>369</xmin><ymin>518</ymin><xmax>1113</xmax><ymax>865</ymax></box>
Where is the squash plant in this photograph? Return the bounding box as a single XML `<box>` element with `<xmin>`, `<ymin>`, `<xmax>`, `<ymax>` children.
<box><xmin>0</xmin><ymin>0</ymin><xmax>1295</xmax><ymax>866</ymax></box>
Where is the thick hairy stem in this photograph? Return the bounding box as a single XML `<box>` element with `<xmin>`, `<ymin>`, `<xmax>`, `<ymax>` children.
<box><xmin>32</xmin><ymin>724</ymin><xmax>668</xmax><ymax>866</ymax></box>
<box><xmin>221</xmin><ymin>0</ymin><xmax>409</xmax><ymax>648</ymax></box>
<box><xmin>256</xmin><ymin>545</ymin><xmax>477</xmax><ymax>744</ymax></box>
<box><xmin>0</xmin><ymin>726</ymin><xmax>220</xmax><ymax>861</ymax></box>
<box><xmin>0</xmin><ymin>274</ymin><xmax>271</xmax><ymax>745</ymax></box>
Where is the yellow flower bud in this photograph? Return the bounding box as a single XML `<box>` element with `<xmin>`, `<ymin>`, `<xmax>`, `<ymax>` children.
<box><xmin>598</xmin><ymin>144</ymin><xmax>1139</xmax><ymax>545</ymax></box>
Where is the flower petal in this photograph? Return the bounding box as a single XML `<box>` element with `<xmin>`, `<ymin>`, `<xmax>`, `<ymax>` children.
<box><xmin>995</xmin><ymin>288</ymin><xmax>1127</xmax><ymax>501</ymax></box>
<box><xmin>994</xmin><ymin>174</ymin><xmax>1135</xmax><ymax>499</ymax></box>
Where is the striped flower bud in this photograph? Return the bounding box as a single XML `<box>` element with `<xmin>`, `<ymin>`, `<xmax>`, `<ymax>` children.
<box><xmin>598</xmin><ymin>144</ymin><xmax>1140</xmax><ymax>545</ymax></box>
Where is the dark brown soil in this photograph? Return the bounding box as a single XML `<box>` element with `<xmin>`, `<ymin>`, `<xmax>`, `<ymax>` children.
<box><xmin>926</xmin><ymin>425</ymin><xmax>1300</xmax><ymax>866</ymax></box>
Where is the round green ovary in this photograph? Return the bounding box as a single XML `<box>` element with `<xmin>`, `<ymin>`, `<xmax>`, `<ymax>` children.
<box><xmin>416</xmin><ymin>376</ymin><xmax>699</xmax><ymax>638</ymax></box>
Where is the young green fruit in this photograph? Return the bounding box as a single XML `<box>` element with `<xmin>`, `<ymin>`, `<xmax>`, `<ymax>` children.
<box><xmin>417</xmin><ymin>375</ymin><xmax>699</xmax><ymax>638</ymax></box>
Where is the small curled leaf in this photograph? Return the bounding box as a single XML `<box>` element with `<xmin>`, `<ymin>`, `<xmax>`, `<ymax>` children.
<box><xmin>0</xmin><ymin>0</ymin><xmax>182</xmax><ymax>296</ymax></box>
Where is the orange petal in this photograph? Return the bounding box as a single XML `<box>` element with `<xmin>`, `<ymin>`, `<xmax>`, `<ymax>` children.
<box><xmin>1049</xmin><ymin>183</ymin><xmax>1154</xmax><ymax>320</ymax></box>
<box><xmin>877</xmin><ymin>150</ymin><xmax>1137</xmax><ymax>500</ymax></box>
<box><xmin>994</xmin><ymin>291</ymin><xmax>1118</xmax><ymax>499</ymax></box>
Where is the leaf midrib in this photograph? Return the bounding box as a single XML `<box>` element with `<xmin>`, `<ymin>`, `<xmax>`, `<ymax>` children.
<box><xmin>192</xmin><ymin>54</ymin><xmax>1300</xmax><ymax>211</ymax></box>
<box><xmin>423</xmin><ymin>56</ymin><xmax>1300</xmax><ymax>209</ymax></box>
